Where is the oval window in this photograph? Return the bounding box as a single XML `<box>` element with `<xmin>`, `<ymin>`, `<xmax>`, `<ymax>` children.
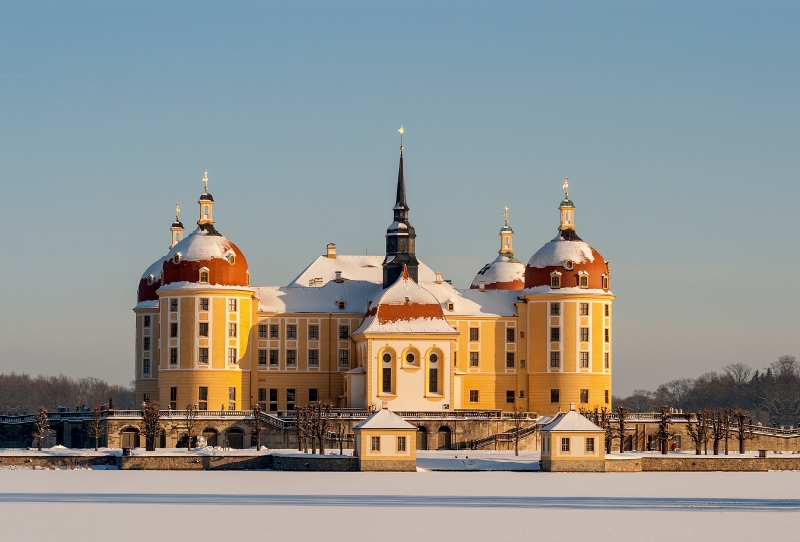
<box><xmin>430</xmin><ymin>353</ymin><xmax>438</xmax><ymax>363</ymax></box>
<box><xmin>382</xmin><ymin>353</ymin><xmax>391</xmax><ymax>364</ymax></box>
<box><xmin>406</xmin><ymin>353</ymin><xmax>415</xmax><ymax>364</ymax></box>
<box><xmin>565</xmin><ymin>260</ymin><xmax>574</xmax><ymax>271</ymax></box>
<box><xmin>227</xmin><ymin>255</ymin><xmax>235</xmax><ymax>265</ymax></box>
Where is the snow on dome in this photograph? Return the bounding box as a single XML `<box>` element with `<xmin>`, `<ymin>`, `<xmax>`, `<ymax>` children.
<box><xmin>161</xmin><ymin>227</ymin><xmax>249</xmax><ymax>287</ymax></box>
<box><xmin>137</xmin><ymin>255</ymin><xmax>167</xmax><ymax>304</ymax></box>
<box><xmin>165</xmin><ymin>228</ymin><xmax>240</xmax><ymax>262</ymax></box>
<box><xmin>141</xmin><ymin>256</ymin><xmax>167</xmax><ymax>281</ymax></box>
<box><xmin>470</xmin><ymin>254</ymin><xmax>525</xmax><ymax>290</ymax></box>
<box><xmin>527</xmin><ymin>233</ymin><xmax>595</xmax><ymax>269</ymax></box>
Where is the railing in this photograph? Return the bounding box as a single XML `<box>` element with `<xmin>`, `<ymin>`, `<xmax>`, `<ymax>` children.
<box><xmin>469</xmin><ymin>423</ymin><xmax>540</xmax><ymax>449</ymax></box>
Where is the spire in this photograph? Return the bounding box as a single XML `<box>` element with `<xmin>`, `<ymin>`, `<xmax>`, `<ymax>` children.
<box><xmin>170</xmin><ymin>203</ymin><xmax>184</xmax><ymax>249</ymax></box>
<box><xmin>394</xmin><ymin>126</ymin><xmax>408</xmax><ymax>217</ymax></box>
<box><xmin>558</xmin><ymin>177</ymin><xmax>580</xmax><ymax>238</ymax></box>
<box><xmin>499</xmin><ymin>206</ymin><xmax>518</xmax><ymax>260</ymax></box>
<box><xmin>197</xmin><ymin>170</ymin><xmax>219</xmax><ymax>234</ymax></box>
<box><xmin>383</xmin><ymin>126</ymin><xmax>419</xmax><ymax>288</ymax></box>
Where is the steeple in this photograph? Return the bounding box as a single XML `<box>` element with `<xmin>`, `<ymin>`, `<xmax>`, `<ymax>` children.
<box><xmin>559</xmin><ymin>176</ymin><xmax>576</xmax><ymax>232</ymax></box>
<box><xmin>197</xmin><ymin>170</ymin><xmax>220</xmax><ymax>235</ymax></box>
<box><xmin>498</xmin><ymin>206</ymin><xmax>519</xmax><ymax>262</ymax></box>
<box><xmin>170</xmin><ymin>202</ymin><xmax>184</xmax><ymax>249</ymax></box>
<box><xmin>383</xmin><ymin>126</ymin><xmax>419</xmax><ymax>288</ymax></box>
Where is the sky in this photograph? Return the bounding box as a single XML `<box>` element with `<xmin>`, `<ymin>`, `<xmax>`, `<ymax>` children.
<box><xmin>0</xmin><ymin>1</ymin><xmax>798</xmax><ymax>396</ymax></box>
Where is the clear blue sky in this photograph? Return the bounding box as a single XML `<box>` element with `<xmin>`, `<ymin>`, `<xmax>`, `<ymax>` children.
<box><xmin>1</xmin><ymin>1</ymin><xmax>798</xmax><ymax>395</ymax></box>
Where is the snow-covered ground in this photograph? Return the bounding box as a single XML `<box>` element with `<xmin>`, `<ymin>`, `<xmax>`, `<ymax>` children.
<box><xmin>2</xmin><ymin>453</ymin><xmax>800</xmax><ymax>542</ymax></box>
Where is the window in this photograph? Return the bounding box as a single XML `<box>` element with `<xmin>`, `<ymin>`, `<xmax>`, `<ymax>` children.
<box><xmin>228</xmin><ymin>387</ymin><xmax>236</xmax><ymax>410</ymax></box>
<box><xmin>199</xmin><ymin>323</ymin><xmax>208</xmax><ymax>337</ymax></box>
<box><xmin>339</xmin><ymin>325</ymin><xmax>349</xmax><ymax>339</ymax></box>
<box><xmin>602</xmin><ymin>275</ymin><xmax>609</xmax><ymax>290</ymax></box>
<box><xmin>258</xmin><ymin>324</ymin><xmax>267</xmax><ymax>338</ymax></box>
<box><xmin>308</xmin><ymin>325</ymin><xmax>319</xmax><ymax>340</ymax></box>
<box><xmin>469</xmin><ymin>390</ymin><xmax>479</xmax><ymax>403</ymax></box>
<box><xmin>227</xmin><ymin>254</ymin><xmax>235</xmax><ymax>265</ymax></box>
<box><xmin>269</xmin><ymin>325</ymin><xmax>278</xmax><ymax>339</ymax></box>
<box><xmin>429</xmin><ymin>368</ymin><xmax>438</xmax><ymax>393</ymax></box>
<box><xmin>519</xmin><ymin>390</ymin><xmax>525</xmax><ymax>398</ymax></box>
<box><xmin>336</xmin><ymin>300</ymin><xmax>346</xmax><ymax>310</ymax></box>
<box><xmin>604</xmin><ymin>353</ymin><xmax>610</xmax><ymax>370</ymax></box>
<box><xmin>397</xmin><ymin>436</ymin><xmax>406</xmax><ymax>452</ymax></box>
<box><xmin>605</xmin><ymin>390</ymin><xmax>609</xmax><ymax>404</ymax></box>
<box><xmin>228</xmin><ymin>348</ymin><xmax>237</xmax><ymax>364</ymax></box>
<box><xmin>308</xmin><ymin>350</ymin><xmax>319</xmax><ymax>367</ymax></box>
<box><xmin>170</xmin><ymin>387</ymin><xmax>177</xmax><ymax>401</ymax></box>
<box><xmin>286</xmin><ymin>325</ymin><xmax>296</xmax><ymax>339</ymax></box>
<box><xmin>199</xmin><ymin>348</ymin><xmax>209</xmax><ymax>365</ymax></box>
<box><xmin>143</xmin><ymin>392</ymin><xmax>150</xmax><ymax>403</ymax></box>
<box><xmin>580</xmin><ymin>352</ymin><xmax>589</xmax><ymax>368</ymax></box>
<box><xmin>198</xmin><ymin>386</ymin><xmax>208</xmax><ymax>410</ymax></box>
<box><xmin>580</xmin><ymin>389</ymin><xmax>589</xmax><ymax>403</ymax></box>
<box><xmin>561</xmin><ymin>437</ymin><xmax>570</xmax><ymax>452</ymax></box>
<box><xmin>286</xmin><ymin>350</ymin><xmax>297</xmax><ymax>366</ymax></box>
<box><xmin>170</xmin><ymin>299</ymin><xmax>178</xmax><ymax>312</ymax></box>
<box><xmin>258</xmin><ymin>388</ymin><xmax>266</xmax><ymax>403</ymax></box>
<box><xmin>371</xmin><ymin>436</ymin><xmax>381</xmax><ymax>451</ymax></box>
<box><xmin>228</xmin><ymin>299</ymin><xmax>237</xmax><ymax>312</ymax></box>
<box><xmin>605</xmin><ymin>304</ymin><xmax>610</xmax><ymax>317</ymax></box>
<box><xmin>382</xmin><ymin>368</ymin><xmax>392</xmax><ymax>393</ymax></box>
<box><xmin>506</xmin><ymin>390</ymin><xmax>515</xmax><ymax>404</ymax></box>
<box><xmin>338</xmin><ymin>350</ymin><xmax>349</xmax><ymax>367</ymax></box>
<box><xmin>199</xmin><ymin>298</ymin><xmax>209</xmax><ymax>311</ymax></box>
<box><xmin>199</xmin><ymin>270</ymin><xmax>209</xmax><ymax>283</ymax></box>
<box><xmin>143</xmin><ymin>315</ymin><xmax>151</xmax><ymax>328</ymax></box>
<box><xmin>269</xmin><ymin>350</ymin><xmax>278</xmax><ymax>366</ymax></box>
<box><xmin>520</xmin><ymin>359</ymin><xmax>526</xmax><ymax>368</ymax></box>
<box><xmin>430</xmin><ymin>353</ymin><xmax>438</xmax><ymax>364</ymax></box>
<box><xmin>580</xmin><ymin>303</ymin><xmax>589</xmax><ymax>316</ymax></box>
<box><xmin>143</xmin><ymin>359</ymin><xmax>151</xmax><ymax>375</ymax></box>
<box><xmin>405</xmin><ymin>352</ymin><xmax>415</xmax><ymax>364</ymax></box>
<box><xmin>143</xmin><ymin>337</ymin><xmax>151</xmax><ymax>351</ymax></box>
<box><xmin>506</xmin><ymin>328</ymin><xmax>515</xmax><ymax>342</ymax></box>
<box><xmin>308</xmin><ymin>388</ymin><xmax>318</xmax><ymax>402</ymax></box>
<box><xmin>564</xmin><ymin>259</ymin><xmax>574</xmax><ymax>271</ymax></box>
<box><xmin>550</xmin><ymin>352</ymin><xmax>560</xmax><ymax>368</ymax></box>
<box><xmin>550</xmin><ymin>274</ymin><xmax>561</xmax><ymax>288</ymax></box>
<box><xmin>269</xmin><ymin>389</ymin><xmax>278</xmax><ymax>412</ymax></box>
<box><xmin>258</xmin><ymin>349</ymin><xmax>266</xmax><ymax>366</ymax></box>
<box><xmin>579</xmin><ymin>275</ymin><xmax>588</xmax><ymax>288</ymax></box>
<box><xmin>447</xmin><ymin>302</ymin><xmax>454</xmax><ymax>311</ymax></box>
<box><xmin>228</xmin><ymin>323</ymin><xmax>237</xmax><ymax>337</ymax></box>
<box><xmin>170</xmin><ymin>323</ymin><xmax>178</xmax><ymax>338</ymax></box>
<box><xmin>170</xmin><ymin>348</ymin><xmax>178</xmax><ymax>365</ymax></box>
<box><xmin>586</xmin><ymin>438</ymin><xmax>595</xmax><ymax>453</ymax></box>
<box><xmin>550</xmin><ymin>303</ymin><xmax>560</xmax><ymax>316</ymax></box>
<box><xmin>580</xmin><ymin>328</ymin><xmax>589</xmax><ymax>342</ymax></box>
<box><xmin>551</xmin><ymin>389</ymin><xmax>560</xmax><ymax>403</ymax></box>
<box><xmin>605</xmin><ymin>329</ymin><xmax>610</xmax><ymax>343</ymax></box>
<box><xmin>469</xmin><ymin>352</ymin><xmax>479</xmax><ymax>367</ymax></box>
<box><xmin>506</xmin><ymin>352</ymin><xmax>515</xmax><ymax>369</ymax></box>
<box><xmin>469</xmin><ymin>328</ymin><xmax>479</xmax><ymax>341</ymax></box>
<box><xmin>383</xmin><ymin>353</ymin><xmax>392</xmax><ymax>363</ymax></box>
<box><xmin>551</xmin><ymin>328</ymin><xmax>560</xmax><ymax>342</ymax></box>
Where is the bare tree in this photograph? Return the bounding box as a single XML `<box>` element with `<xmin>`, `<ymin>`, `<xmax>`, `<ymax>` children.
<box><xmin>616</xmin><ymin>405</ymin><xmax>628</xmax><ymax>453</ymax></box>
<box><xmin>184</xmin><ymin>404</ymin><xmax>199</xmax><ymax>450</ymax></box>
<box><xmin>510</xmin><ymin>405</ymin><xmax>527</xmax><ymax>456</ymax></box>
<box><xmin>685</xmin><ymin>411</ymin><xmax>708</xmax><ymax>455</ymax></box>
<box><xmin>141</xmin><ymin>401</ymin><xmax>162</xmax><ymax>451</ymax></box>
<box><xmin>733</xmin><ymin>409</ymin><xmax>754</xmax><ymax>454</ymax></box>
<box><xmin>86</xmin><ymin>405</ymin><xmax>106</xmax><ymax>451</ymax></box>
<box><xmin>333</xmin><ymin>415</ymin><xmax>349</xmax><ymax>455</ymax></box>
<box><xmin>720</xmin><ymin>408</ymin><xmax>733</xmax><ymax>455</ymax></box>
<box><xmin>32</xmin><ymin>406</ymin><xmax>49</xmax><ymax>451</ymax></box>
<box><xmin>296</xmin><ymin>406</ymin><xmax>311</xmax><ymax>453</ymax></box>
<box><xmin>724</xmin><ymin>363</ymin><xmax>754</xmax><ymax>388</ymax></box>
<box><xmin>314</xmin><ymin>401</ymin><xmax>333</xmax><ymax>455</ymax></box>
<box><xmin>656</xmin><ymin>405</ymin><xmax>673</xmax><ymax>454</ymax></box>
<box><xmin>709</xmin><ymin>409</ymin><xmax>728</xmax><ymax>455</ymax></box>
<box><xmin>251</xmin><ymin>404</ymin><xmax>266</xmax><ymax>451</ymax></box>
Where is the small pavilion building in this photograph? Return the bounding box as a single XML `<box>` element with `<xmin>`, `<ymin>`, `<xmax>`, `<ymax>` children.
<box><xmin>540</xmin><ymin>405</ymin><xmax>606</xmax><ymax>472</ymax></box>
<box><xmin>353</xmin><ymin>408</ymin><xmax>417</xmax><ymax>472</ymax></box>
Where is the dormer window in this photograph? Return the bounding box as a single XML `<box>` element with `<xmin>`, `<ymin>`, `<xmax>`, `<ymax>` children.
<box><xmin>550</xmin><ymin>270</ymin><xmax>562</xmax><ymax>289</ymax></box>
<box><xmin>227</xmin><ymin>254</ymin><xmax>235</xmax><ymax>265</ymax></box>
<box><xmin>337</xmin><ymin>300</ymin><xmax>346</xmax><ymax>310</ymax></box>
<box><xmin>447</xmin><ymin>302</ymin><xmax>454</xmax><ymax>312</ymax></box>
<box><xmin>199</xmin><ymin>268</ymin><xmax>209</xmax><ymax>283</ymax></box>
<box><xmin>173</xmin><ymin>253</ymin><xmax>182</xmax><ymax>264</ymax></box>
<box><xmin>602</xmin><ymin>274</ymin><xmax>609</xmax><ymax>290</ymax></box>
<box><xmin>578</xmin><ymin>270</ymin><xmax>589</xmax><ymax>289</ymax></box>
<box><xmin>564</xmin><ymin>260</ymin><xmax>574</xmax><ymax>271</ymax></box>
<box><xmin>146</xmin><ymin>274</ymin><xmax>155</xmax><ymax>286</ymax></box>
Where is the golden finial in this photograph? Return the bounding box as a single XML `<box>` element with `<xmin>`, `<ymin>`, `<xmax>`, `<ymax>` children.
<box><xmin>175</xmin><ymin>203</ymin><xmax>180</xmax><ymax>221</ymax></box>
<box><xmin>202</xmin><ymin>170</ymin><xmax>208</xmax><ymax>193</ymax></box>
<box><xmin>502</xmin><ymin>206</ymin><xmax>509</xmax><ymax>226</ymax></box>
<box><xmin>398</xmin><ymin>125</ymin><xmax>404</xmax><ymax>151</ymax></box>
<box><xmin>563</xmin><ymin>176</ymin><xmax>569</xmax><ymax>198</ymax></box>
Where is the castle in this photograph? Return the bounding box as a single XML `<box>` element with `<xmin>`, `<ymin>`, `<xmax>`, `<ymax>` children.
<box><xmin>134</xmin><ymin>141</ymin><xmax>613</xmax><ymax>417</ymax></box>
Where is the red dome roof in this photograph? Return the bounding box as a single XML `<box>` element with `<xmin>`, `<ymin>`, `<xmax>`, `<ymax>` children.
<box><xmin>161</xmin><ymin>226</ymin><xmax>249</xmax><ymax>287</ymax></box>
<box><xmin>525</xmin><ymin>230</ymin><xmax>609</xmax><ymax>290</ymax></box>
<box><xmin>137</xmin><ymin>256</ymin><xmax>167</xmax><ymax>303</ymax></box>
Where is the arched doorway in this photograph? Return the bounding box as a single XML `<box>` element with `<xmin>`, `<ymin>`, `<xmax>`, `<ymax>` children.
<box><xmin>437</xmin><ymin>426</ymin><xmax>451</xmax><ymax>450</ymax></box>
<box><xmin>227</xmin><ymin>428</ymin><xmax>244</xmax><ymax>449</ymax></box>
<box><xmin>120</xmin><ymin>428</ymin><xmax>140</xmax><ymax>449</ymax></box>
<box><xmin>203</xmin><ymin>428</ymin><xmax>218</xmax><ymax>447</ymax></box>
<box><xmin>70</xmin><ymin>427</ymin><xmax>82</xmax><ymax>449</ymax></box>
<box><xmin>416</xmin><ymin>426</ymin><xmax>428</xmax><ymax>450</ymax></box>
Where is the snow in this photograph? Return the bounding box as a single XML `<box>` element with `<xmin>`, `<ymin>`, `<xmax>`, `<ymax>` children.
<box><xmin>527</xmin><ymin>234</ymin><xmax>596</xmax><ymax>268</ymax></box>
<box><xmin>352</xmin><ymin>409</ymin><xmax>416</xmax><ymax>430</ymax></box>
<box><xmin>470</xmin><ymin>255</ymin><xmax>525</xmax><ymax>288</ymax></box>
<box><xmin>540</xmin><ymin>410</ymin><xmax>604</xmax><ymax>433</ymax></box>
<box><xmin>139</xmin><ymin>256</ymin><xmax>166</xmax><ymax>280</ymax></box>
<box><xmin>1</xmin><ymin>464</ymin><xmax>800</xmax><ymax>542</ymax></box>
<box><xmin>255</xmin><ymin>281</ymin><xmax>382</xmax><ymax>314</ymax></box>
<box><xmin>133</xmin><ymin>300</ymin><xmax>158</xmax><ymax>310</ymax></box>
<box><xmin>289</xmin><ymin>255</ymin><xmax>437</xmax><ymax>287</ymax></box>
<box><xmin>423</xmin><ymin>282</ymin><xmax>520</xmax><ymax>317</ymax></box>
<box><xmin>158</xmin><ymin>281</ymin><xmax>254</xmax><ymax>292</ymax></box>
<box><xmin>165</xmin><ymin>227</ymin><xmax>240</xmax><ymax>262</ymax></box>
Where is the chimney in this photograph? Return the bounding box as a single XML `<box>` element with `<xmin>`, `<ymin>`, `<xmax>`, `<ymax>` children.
<box><xmin>335</xmin><ymin>271</ymin><xmax>343</xmax><ymax>282</ymax></box>
<box><xmin>435</xmin><ymin>272</ymin><xmax>443</xmax><ymax>284</ymax></box>
<box><xmin>479</xmin><ymin>281</ymin><xmax>486</xmax><ymax>292</ymax></box>
<box><xmin>569</xmin><ymin>402</ymin><xmax>576</xmax><ymax>411</ymax></box>
<box><xmin>326</xmin><ymin>243</ymin><xmax>336</xmax><ymax>258</ymax></box>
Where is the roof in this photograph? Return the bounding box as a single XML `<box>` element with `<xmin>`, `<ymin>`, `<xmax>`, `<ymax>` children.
<box><xmin>255</xmin><ymin>281</ymin><xmax>382</xmax><ymax>314</ymax></box>
<box><xmin>353</xmin><ymin>409</ymin><xmax>416</xmax><ymax>430</ymax></box>
<box><xmin>527</xmin><ymin>233</ymin><xmax>596</xmax><ymax>269</ymax></box>
<box><xmin>166</xmin><ymin>227</ymin><xmax>239</xmax><ymax>263</ymax></box>
<box><xmin>470</xmin><ymin>254</ymin><xmax>525</xmax><ymax>290</ymax></box>
<box><xmin>540</xmin><ymin>410</ymin><xmax>604</xmax><ymax>433</ymax></box>
<box><xmin>289</xmin><ymin>255</ymin><xmax>437</xmax><ymax>287</ymax></box>
<box><xmin>141</xmin><ymin>256</ymin><xmax>167</xmax><ymax>280</ymax></box>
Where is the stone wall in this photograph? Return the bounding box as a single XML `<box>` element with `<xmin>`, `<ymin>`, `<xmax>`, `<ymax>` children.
<box><xmin>270</xmin><ymin>454</ymin><xmax>358</xmax><ymax>472</ymax></box>
<box><xmin>359</xmin><ymin>459</ymin><xmax>417</xmax><ymax>472</ymax></box>
<box><xmin>541</xmin><ymin>459</ymin><xmax>604</xmax><ymax>472</ymax></box>
<box><xmin>604</xmin><ymin>455</ymin><xmax>800</xmax><ymax>472</ymax></box>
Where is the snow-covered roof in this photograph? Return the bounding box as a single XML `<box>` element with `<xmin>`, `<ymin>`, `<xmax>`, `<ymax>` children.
<box><xmin>141</xmin><ymin>256</ymin><xmax>167</xmax><ymax>280</ymax></box>
<box><xmin>353</xmin><ymin>409</ymin><xmax>416</xmax><ymax>430</ymax></box>
<box><xmin>540</xmin><ymin>410</ymin><xmax>604</xmax><ymax>433</ymax></box>
<box><xmin>470</xmin><ymin>254</ymin><xmax>525</xmax><ymax>290</ymax></box>
<box><xmin>289</xmin><ymin>255</ymin><xmax>437</xmax><ymax>287</ymax></box>
<box><xmin>527</xmin><ymin>233</ymin><xmax>595</xmax><ymax>268</ymax></box>
<box><xmin>166</xmin><ymin>228</ymin><xmax>240</xmax><ymax>263</ymax></box>
<box><xmin>134</xmin><ymin>300</ymin><xmax>159</xmax><ymax>310</ymax></box>
<box><xmin>159</xmin><ymin>282</ymin><xmax>254</xmax><ymax>292</ymax></box>
<box><xmin>423</xmin><ymin>282</ymin><xmax>520</xmax><ymax>317</ymax></box>
<box><xmin>255</xmin><ymin>281</ymin><xmax>382</xmax><ymax>314</ymax></box>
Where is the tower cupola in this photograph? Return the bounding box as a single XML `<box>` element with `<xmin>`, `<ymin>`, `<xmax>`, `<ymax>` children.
<box><xmin>499</xmin><ymin>206</ymin><xmax>515</xmax><ymax>256</ymax></box>
<box><xmin>170</xmin><ymin>203</ymin><xmax>184</xmax><ymax>249</ymax></box>
<box><xmin>198</xmin><ymin>170</ymin><xmax>215</xmax><ymax>226</ymax></box>
<box><xmin>559</xmin><ymin>176</ymin><xmax>575</xmax><ymax>232</ymax></box>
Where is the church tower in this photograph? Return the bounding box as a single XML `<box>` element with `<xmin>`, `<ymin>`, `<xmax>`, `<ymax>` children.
<box><xmin>383</xmin><ymin>127</ymin><xmax>419</xmax><ymax>287</ymax></box>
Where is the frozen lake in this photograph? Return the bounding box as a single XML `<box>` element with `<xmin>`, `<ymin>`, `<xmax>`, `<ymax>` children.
<box><xmin>2</xmin><ymin>451</ymin><xmax>800</xmax><ymax>541</ymax></box>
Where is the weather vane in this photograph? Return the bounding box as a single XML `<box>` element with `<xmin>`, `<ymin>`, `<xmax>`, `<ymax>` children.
<box><xmin>563</xmin><ymin>176</ymin><xmax>569</xmax><ymax>198</ymax></box>
<box><xmin>202</xmin><ymin>170</ymin><xmax>208</xmax><ymax>193</ymax></box>
<box><xmin>398</xmin><ymin>125</ymin><xmax>404</xmax><ymax>151</ymax></box>
<box><xmin>503</xmin><ymin>206</ymin><xmax>509</xmax><ymax>226</ymax></box>
<box><xmin>175</xmin><ymin>203</ymin><xmax>180</xmax><ymax>221</ymax></box>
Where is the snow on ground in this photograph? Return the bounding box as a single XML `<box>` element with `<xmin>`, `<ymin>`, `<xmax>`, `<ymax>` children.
<box><xmin>2</xmin><ymin>453</ymin><xmax>800</xmax><ymax>542</ymax></box>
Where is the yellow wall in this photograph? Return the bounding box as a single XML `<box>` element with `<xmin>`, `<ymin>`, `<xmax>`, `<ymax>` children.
<box><xmin>355</xmin><ymin>428</ymin><xmax>417</xmax><ymax>461</ymax></box>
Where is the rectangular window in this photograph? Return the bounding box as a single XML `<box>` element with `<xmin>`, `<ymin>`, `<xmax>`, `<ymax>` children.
<box><xmin>170</xmin><ymin>323</ymin><xmax>178</xmax><ymax>338</ymax></box>
<box><xmin>308</xmin><ymin>350</ymin><xmax>319</xmax><ymax>367</ymax></box>
<box><xmin>228</xmin><ymin>387</ymin><xmax>236</xmax><ymax>410</ymax></box>
<box><xmin>228</xmin><ymin>348</ymin><xmax>237</xmax><ymax>364</ymax></box>
<box><xmin>286</xmin><ymin>350</ymin><xmax>297</xmax><ymax>366</ymax></box>
<box><xmin>469</xmin><ymin>328</ymin><xmax>479</xmax><ymax>341</ymax></box>
<box><xmin>143</xmin><ymin>337</ymin><xmax>151</xmax><ymax>351</ymax></box>
<box><xmin>551</xmin><ymin>276</ymin><xmax>560</xmax><ymax>288</ymax></box>
<box><xmin>258</xmin><ymin>349</ymin><xmax>266</xmax><ymax>366</ymax></box>
<box><xmin>338</xmin><ymin>350</ymin><xmax>349</xmax><ymax>367</ymax></box>
<box><xmin>605</xmin><ymin>304</ymin><xmax>609</xmax><ymax>317</ymax></box>
<box><xmin>382</xmin><ymin>368</ymin><xmax>392</xmax><ymax>393</ymax></box>
<box><xmin>199</xmin><ymin>298</ymin><xmax>209</xmax><ymax>311</ymax></box>
<box><xmin>551</xmin><ymin>389</ymin><xmax>560</xmax><ymax>403</ymax></box>
<box><xmin>309</xmin><ymin>388</ymin><xmax>318</xmax><ymax>402</ymax></box>
<box><xmin>170</xmin><ymin>299</ymin><xmax>178</xmax><ymax>312</ymax></box>
<box><xmin>519</xmin><ymin>390</ymin><xmax>525</xmax><ymax>398</ymax></box>
<box><xmin>199</xmin><ymin>386</ymin><xmax>208</xmax><ymax>411</ymax></box>
<box><xmin>506</xmin><ymin>328</ymin><xmax>515</xmax><ymax>342</ymax></box>
<box><xmin>143</xmin><ymin>392</ymin><xmax>150</xmax><ymax>403</ymax></box>
<box><xmin>580</xmin><ymin>328</ymin><xmax>589</xmax><ymax>342</ymax></box>
<box><xmin>397</xmin><ymin>436</ymin><xmax>406</xmax><ymax>452</ymax></box>
<box><xmin>550</xmin><ymin>303</ymin><xmax>560</xmax><ymax>316</ymax></box>
<box><xmin>506</xmin><ymin>390</ymin><xmax>515</xmax><ymax>404</ymax></box>
<box><xmin>551</xmin><ymin>327</ymin><xmax>560</xmax><ymax>342</ymax></box>
<box><xmin>469</xmin><ymin>352</ymin><xmax>479</xmax><ymax>367</ymax></box>
<box><xmin>520</xmin><ymin>359</ymin><xmax>526</xmax><ymax>368</ymax></box>
<box><xmin>170</xmin><ymin>348</ymin><xmax>178</xmax><ymax>365</ymax></box>
<box><xmin>605</xmin><ymin>329</ymin><xmax>609</xmax><ymax>343</ymax></box>
<box><xmin>308</xmin><ymin>325</ymin><xmax>319</xmax><ymax>340</ymax></box>
<box><xmin>143</xmin><ymin>359</ymin><xmax>151</xmax><ymax>375</ymax></box>
<box><xmin>429</xmin><ymin>368</ymin><xmax>438</xmax><ymax>393</ymax></box>
<box><xmin>580</xmin><ymin>352</ymin><xmax>589</xmax><ymax>368</ymax></box>
<box><xmin>469</xmin><ymin>390</ymin><xmax>479</xmax><ymax>403</ymax></box>
<box><xmin>550</xmin><ymin>352</ymin><xmax>560</xmax><ymax>368</ymax></box>
<box><xmin>228</xmin><ymin>299</ymin><xmax>237</xmax><ymax>312</ymax></box>
<box><xmin>199</xmin><ymin>323</ymin><xmax>208</xmax><ymax>337</ymax></box>
<box><xmin>199</xmin><ymin>348</ymin><xmax>209</xmax><ymax>365</ymax></box>
<box><xmin>143</xmin><ymin>315</ymin><xmax>150</xmax><ymax>328</ymax></box>
<box><xmin>258</xmin><ymin>324</ymin><xmax>267</xmax><ymax>338</ymax></box>
<box><xmin>561</xmin><ymin>437</ymin><xmax>570</xmax><ymax>452</ymax></box>
<box><xmin>269</xmin><ymin>325</ymin><xmax>278</xmax><ymax>339</ymax></box>
<box><xmin>269</xmin><ymin>350</ymin><xmax>279</xmax><ymax>366</ymax></box>
<box><xmin>258</xmin><ymin>388</ymin><xmax>266</xmax><ymax>403</ymax></box>
<box><xmin>580</xmin><ymin>389</ymin><xmax>589</xmax><ymax>403</ymax></box>
<box><xmin>371</xmin><ymin>436</ymin><xmax>380</xmax><ymax>452</ymax></box>
<box><xmin>604</xmin><ymin>352</ymin><xmax>610</xmax><ymax>369</ymax></box>
<box><xmin>506</xmin><ymin>352</ymin><xmax>515</xmax><ymax>368</ymax></box>
<box><xmin>586</xmin><ymin>438</ymin><xmax>595</xmax><ymax>453</ymax></box>
<box><xmin>228</xmin><ymin>323</ymin><xmax>237</xmax><ymax>338</ymax></box>
<box><xmin>605</xmin><ymin>390</ymin><xmax>609</xmax><ymax>404</ymax></box>
<box><xmin>339</xmin><ymin>325</ymin><xmax>349</xmax><ymax>340</ymax></box>
<box><xmin>269</xmin><ymin>389</ymin><xmax>278</xmax><ymax>411</ymax></box>
<box><xmin>580</xmin><ymin>303</ymin><xmax>589</xmax><ymax>316</ymax></box>
<box><xmin>170</xmin><ymin>387</ymin><xmax>177</xmax><ymax>401</ymax></box>
<box><xmin>286</xmin><ymin>325</ymin><xmax>296</xmax><ymax>339</ymax></box>
<box><xmin>286</xmin><ymin>388</ymin><xmax>296</xmax><ymax>407</ymax></box>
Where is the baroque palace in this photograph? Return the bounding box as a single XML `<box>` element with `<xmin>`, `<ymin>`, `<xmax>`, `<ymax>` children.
<box><xmin>134</xmin><ymin>141</ymin><xmax>614</xmax><ymax>418</ymax></box>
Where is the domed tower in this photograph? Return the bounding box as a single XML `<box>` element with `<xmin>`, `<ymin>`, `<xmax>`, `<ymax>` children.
<box><xmin>522</xmin><ymin>179</ymin><xmax>613</xmax><ymax>415</ymax></box>
<box><xmin>152</xmin><ymin>171</ymin><xmax>255</xmax><ymax>413</ymax></box>
<box><xmin>470</xmin><ymin>207</ymin><xmax>525</xmax><ymax>290</ymax></box>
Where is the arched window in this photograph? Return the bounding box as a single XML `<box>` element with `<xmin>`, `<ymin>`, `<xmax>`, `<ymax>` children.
<box><xmin>203</xmin><ymin>205</ymin><xmax>209</xmax><ymax>219</ymax></box>
<box><xmin>578</xmin><ymin>270</ymin><xmax>589</xmax><ymax>289</ymax></box>
<box><xmin>382</xmin><ymin>353</ymin><xmax>393</xmax><ymax>394</ymax></box>
<box><xmin>602</xmin><ymin>274</ymin><xmax>609</xmax><ymax>290</ymax></box>
<box><xmin>550</xmin><ymin>271</ymin><xmax>561</xmax><ymax>289</ymax></box>
<box><xmin>428</xmin><ymin>353</ymin><xmax>439</xmax><ymax>394</ymax></box>
<box><xmin>446</xmin><ymin>302</ymin><xmax>454</xmax><ymax>312</ymax></box>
